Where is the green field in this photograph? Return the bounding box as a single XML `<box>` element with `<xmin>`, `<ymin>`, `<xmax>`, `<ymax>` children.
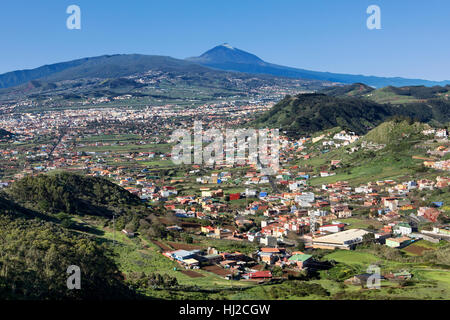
<box><xmin>320</xmin><ymin>248</ymin><xmax>450</xmax><ymax>300</ymax></box>
<box><xmin>74</xmin><ymin>219</ymin><xmax>257</xmax><ymax>299</ymax></box>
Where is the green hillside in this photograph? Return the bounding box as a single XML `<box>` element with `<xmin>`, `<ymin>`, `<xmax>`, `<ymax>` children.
<box><xmin>319</xmin><ymin>83</ymin><xmax>375</xmax><ymax>97</ymax></box>
<box><xmin>252</xmin><ymin>93</ymin><xmax>393</xmax><ymax>137</ymax></box>
<box><xmin>0</xmin><ymin>172</ymin><xmax>167</xmax><ymax>300</ymax></box>
<box><xmin>322</xmin><ymin>83</ymin><xmax>450</xmax><ymax>105</ymax></box>
<box><xmin>0</xmin><ymin>192</ymin><xmax>137</xmax><ymax>300</ymax></box>
<box><xmin>253</xmin><ymin>91</ymin><xmax>450</xmax><ymax>138</ymax></box>
<box><xmin>363</xmin><ymin>120</ymin><xmax>429</xmax><ymax>145</ymax></box>
<box><xmin>295</xmin><ymin>119</ymin><xmax>437</xmax><ymax>186</ymax></box>
<box><xmin>7</xmin><ymin>172</ymin><xmax>142</xmax><ymax>217</ymax></box>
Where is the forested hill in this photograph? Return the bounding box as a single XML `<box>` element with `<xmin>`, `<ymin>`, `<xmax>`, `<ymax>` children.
<box><xmin>7</xmin><ymin>172</ymin><xmax>141</xmax><ymax>217</ymax></box>
<box><xmin>320</xmin><ymin>83</ymin><xmax>450</xmax><ymax>103</ymax></box>
<box><xmin>252</xmin><ymin>93</ymin><xmax>393</xmax><ymax>137</ymax></box>
<box><xmin>0</xmin><ymin>213</ymin><xmax>136</xmax><ymax>300</ymax></box>
<box><xmin>319</xmin><ymin>83</ymin><xmax>375</xmax><ymax>97</ymax></box>
<box><xmin>0</xmin><ymin>188</ymin><xmax>139</xmax><ymax>299</ymax></box>
<box><xmin>252</xmin><ymin>92</ymin><xmax>450</xmax><ymax>138</ymax></box>
<box><xmin>0</xmin><ymin>172</ymin><xmax>161</xmax><ymax>300</ymax></box>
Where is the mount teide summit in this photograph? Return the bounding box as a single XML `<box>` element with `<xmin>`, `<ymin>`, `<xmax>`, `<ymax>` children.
<box><xmin>188</xmin><ymin>44</ymin><xmax>450</xmax><ymax>88</ymax></box>
<box><xmin>188</xmin><ymin>43</ymin><xmax>266</xmax><ymax>65</ymax></box>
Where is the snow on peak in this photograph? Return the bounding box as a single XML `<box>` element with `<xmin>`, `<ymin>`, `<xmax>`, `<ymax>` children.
<box><xmin>221</xmin><ymin>43</ymin><xmax>235</xmax><ymax>50</ymax></box>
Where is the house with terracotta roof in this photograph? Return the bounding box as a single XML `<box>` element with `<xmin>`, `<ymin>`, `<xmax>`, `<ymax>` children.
<box><xmin>418</xmin><ymin>207</ymin><xmax>441</xmax><ymax>222</ymax></box>
<box><xmin>242</xmin><ymin>270</ymin><xmax>272</xmax><ymax>280</ymax></box>
<box><xmin>201</xmin><ymin>226</ymin><xmax>215</xmax><ymax>234</ymax></box>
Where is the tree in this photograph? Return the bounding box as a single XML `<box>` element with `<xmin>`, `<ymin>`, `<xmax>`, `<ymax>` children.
<box><xmin>362</xmin><ymin>233</ymin><xmax>375</xmax><ymax>244</ymax></box>
<box><xmin>296</xmin><ymin>241</ymin><xmax>306</xmax><ymax>251</ymax></box>
<box><xmin>181</xmin><ymin>233</ymin><xmax>193</xmax><ymax>244</ymax></box>
<box><xmin>271</xmin><ymin>266</ymin><xmax>283</xmax><ymax>278</ymax></box>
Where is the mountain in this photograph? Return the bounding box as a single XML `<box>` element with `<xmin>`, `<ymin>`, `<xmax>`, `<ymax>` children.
<box><xmin>0</xmin><ymin>57</ymin><xmax>93</xmax><ymax>89</ymax></box>
<box><xmin>188</xmin><ymin>44</ymin><xmax>450</xmax><ymax>88</ymax></box>
<box><xmin>251</xmin><ymin>93</ymin><xmax>450</xmax><ymax>138</ymax></box>
<box><xmin>2</xmin><ymin>45</ymin><xmax>449</xmax><ymax>90</ymax></box>
<box><xmin>0</xmin><ymin>54</ymin><xmax>217</xmax><ymax>89</ymax></box>
<box><xmin>0</xmin><ymin>53</ymin><xmax>330</xmax><ymax>105</ymax></box>
<box><xmin>188</xmin><ymin>43</ymin><xmax>265</xmax><ymax>66</ymax></box>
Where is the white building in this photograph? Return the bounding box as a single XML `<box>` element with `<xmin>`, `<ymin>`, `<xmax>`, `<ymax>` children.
<box><xmin>260</xmin><ymin>236</ymin><xmax>277</xmax><ymax>247</ymax></box>
<box><xmin>312</xmin><ymin>229</ymin><xmax>371</xmax><ymax>250</ymax></box>
<box><xmin>394</xmin><ymin>223</ymin><xmax>412</xmax><ymax>236</ymax></box>
<box><xmin>319</xmin><ymin>223</ymin><xmax>345</xmax><ymax>233</ymax></box>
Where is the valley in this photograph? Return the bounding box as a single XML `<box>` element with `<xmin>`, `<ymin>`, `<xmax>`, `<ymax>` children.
<box><xmin>0</xmin><ymin>45</ymin><xmax>449</xmax><ymax>302</ymax></box>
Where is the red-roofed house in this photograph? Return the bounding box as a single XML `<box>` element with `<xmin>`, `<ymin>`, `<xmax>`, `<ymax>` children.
<box><xmin>243</xmin><ymin>270</ymin><xmax>272</xmax><ymax>279</ymax></box>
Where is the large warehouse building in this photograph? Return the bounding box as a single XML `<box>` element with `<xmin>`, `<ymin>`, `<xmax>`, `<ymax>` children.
<box><xmin>311</xmin><ymin>229</ymin><xmax>370</xmax><ymax>250</ymax></box>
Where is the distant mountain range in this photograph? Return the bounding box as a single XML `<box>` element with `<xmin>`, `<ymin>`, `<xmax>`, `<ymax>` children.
<box><xmin>0</xmin><ymin>44</ymin><xmax>449</xmax><ymax>91</ymax></box>
<box><xmin>188</xmin><ymin>44</ymin><xmax>450</xmax><ymax>88</ymax></box>
<box><xmin>0</xmin><ymin>53</ymin><xmax>327</xmax><ymax>108</ymax></box>
<box><xmin>0</xmin><ymin>54</ymin><xmax>215</xmax><ymax>89</ymax></box>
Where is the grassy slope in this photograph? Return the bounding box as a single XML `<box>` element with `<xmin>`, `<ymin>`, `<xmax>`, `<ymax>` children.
<box><xmin>322</xmin><ymin>249</ymin><xmax>450</xmax><ymax>300</ymax></box>
<box><xmin>295</xmin><ymin>120</ymin><xmax>436</xmax><ymax>187</ymax></box>
<box><xmin>72</xmin><ymin>217</ymin><xmax>257</xmax><ymax>299</ymax></box>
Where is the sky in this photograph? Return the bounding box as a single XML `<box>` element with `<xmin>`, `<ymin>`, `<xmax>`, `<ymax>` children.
<box><xmin>0</xmin><ymin>0</ymin><xmax>449</xmax><ymax>80</ymax></box>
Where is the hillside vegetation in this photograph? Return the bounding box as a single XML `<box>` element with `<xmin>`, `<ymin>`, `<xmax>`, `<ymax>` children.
<box><xmin>7</xmin><ymin>172</ymin><xmax>141</xmax><ymax>217</ymax></box>
<box><xmin>321</xmin><ymin>84</ymin><xmax>450</xmax><ymax>102</ymax></box>
<box><xmin>0</xmin><ymin>191</ymin><xmax>138</xmax><ymax>300</ymax></box>
<box><xmin>319</xmin><ymin>83</ymin><xmax>375</xmax><ymax>97</ymax></box>
<box><xmin>0</xmin><ymin>172</ymin><xmax>175</xmax><ymax>300</ymax></box>
<box><xmin>0</xmin><ymin>216</ymin><xmax>135</xmax><ymax>300</ymax></box>
<box><xmin>252</xmin><ymin>93</ymin><xmax>393</xmax><ymax>137</ymax></box>
<box><xmin>253</xmin><ymin>92</ymin><xmax>450</xmax><ymax>138</ymax></box>
<box><xmin>293</xmin><ymin>119</ymin><xmax>438</xmax><ymax>186</ymax></box>
<box><xmin>363</xmin><ymin>120</ymin><xmax>429</xmax><ymax>145</ymax></box>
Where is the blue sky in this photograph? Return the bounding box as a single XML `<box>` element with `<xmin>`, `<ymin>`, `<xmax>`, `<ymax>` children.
<box><xmin>0</xmin><ymin>0</ymin><xmax>449</xmax><ymax>80</ymax></box>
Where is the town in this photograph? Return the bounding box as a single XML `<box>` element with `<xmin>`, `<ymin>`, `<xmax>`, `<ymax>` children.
<box><xmin>0</xmin><ymin>95</ymin><xmax>449</xmax><ymax>300</ymax></box>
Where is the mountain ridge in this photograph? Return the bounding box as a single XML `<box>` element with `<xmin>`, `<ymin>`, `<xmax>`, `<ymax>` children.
<box><xmin>1</xmin><ymin>44</ymin><xmax>449</xmax><ymax>90</ymax></box>
<box><xmin>188</xmin><ymin>44</ymin><xmax>450</xmax><ymax>88</ymax></box>
<box><xmin>0</xmin><ymin>54</ymin><xmax>225</xmax><ymax>89</ymax></box>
